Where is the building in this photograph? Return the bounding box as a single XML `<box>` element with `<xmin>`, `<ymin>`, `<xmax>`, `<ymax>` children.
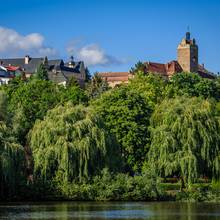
<box><xmin>0</xmin><ymin>65</ymin><xmax>22</xmax><ymax>85</ymax></box>
<box><xmin>0</xmin><ymin>56</ymin><xmax>86</xmax><ymax>86</ymax></box>
<box><xmin>144</xmin><ymin>32</ymin><xmax>214</xmax><ymax>79</ymax></box>
<box><xmin>97</xmin><ymin>72</ymin><xmax>133</xmax><ymax>87</ymax></box>
<box><xmin>98</xmin><ymin>32</ymin><xmax>215</xmax><ymax>87</ymax></box>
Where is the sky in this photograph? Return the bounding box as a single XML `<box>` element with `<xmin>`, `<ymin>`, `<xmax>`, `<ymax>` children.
<box><xmin>0</xmin><ymin>0</ymin><xmax>220</xmax><ymax>74</ymax></box>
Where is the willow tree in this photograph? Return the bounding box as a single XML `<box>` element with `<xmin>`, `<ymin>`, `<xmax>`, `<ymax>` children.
<box><xmin>0</xmin><ymin>91</ymin><xmax>7</xmax><ymax>121</ymax></box>
<box><xmin>0</xmin><ymin>91</ymin><xmax>24</xmax><ymax>198</ymax></box>
<box><xmin>29</xmin><ymin>103</ymin><xmax>120</xmax><ymax>183</ymax></box>
<box><xmin>148</xmin><ymin>97</ymin><xmax>220</xmax><ymax>189</ymax></box>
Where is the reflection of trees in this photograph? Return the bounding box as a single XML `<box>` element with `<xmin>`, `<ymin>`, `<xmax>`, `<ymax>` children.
<box><xmin>3</xmin><ymin>202</ymin><xmax>219</xmax><ymax>220</ymax></box>
<box><xmin>147</xmin><ymin>202</ymin><xmax>220</xmax><ymax>220</ymax></box>
<box><xmin>146</xmin><ymin>203</ymin><xmax>195</xmax><ymax>220</ymax></box>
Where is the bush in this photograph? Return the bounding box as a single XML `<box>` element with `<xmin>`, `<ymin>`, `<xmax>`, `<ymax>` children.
<box><xmin>160</xmin><ymin>183</ymin><xmax>181</xmax><ymax>191</ymax></box>
<box><xmin>175</xmin><ymin>187</ymin><xmax>220</xmax><ymax>202</ymax></box>
<box><xmin>56</xmin><ymin>169</ymin><xmax>166</xmax><ymax>201</ymax></box>
<box><xmin>211</xmin><ymin>180</ymin><xmax>220</xmax><ymax>192</ymax></box>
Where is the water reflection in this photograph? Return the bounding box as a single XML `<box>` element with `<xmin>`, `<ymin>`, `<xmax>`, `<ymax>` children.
<box><xmin>0</xmin><ymin>202</ymin><xmax>219</xmax><ymax>220</ymax></box>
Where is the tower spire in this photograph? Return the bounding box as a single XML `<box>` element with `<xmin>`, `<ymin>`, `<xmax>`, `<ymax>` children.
<box><xmin>186</xmin><ymin>32</ymin><xmax>190</xmax><ymax>42</ymax></box>
<box><xmin>186</xmin><ymin>26</ymin><xmax>191</xmax><ymax>42</ymax></box>
<box><xmin>187</xmin><ymin>25</ymin><xmax>190</xmax><ymax>32</ymax></box>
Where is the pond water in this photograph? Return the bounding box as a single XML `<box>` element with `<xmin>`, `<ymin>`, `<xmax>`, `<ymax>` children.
<box><xmin>0</xmin><ymin>202</ymin><xmax>220</xmax><ymax>220</ymax></box>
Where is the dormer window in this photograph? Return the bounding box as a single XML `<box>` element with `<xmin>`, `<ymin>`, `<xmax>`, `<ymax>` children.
<box><xmin>52</xmin><ymin>69</ymin><xmax>57</xmax><ymax>74</ymax></box>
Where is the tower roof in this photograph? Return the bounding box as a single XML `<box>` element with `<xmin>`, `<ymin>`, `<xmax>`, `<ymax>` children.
<box><xmin>178</xmin><ymin>32</ymin><xmax>197</xmax><ymax>48</ymax></box>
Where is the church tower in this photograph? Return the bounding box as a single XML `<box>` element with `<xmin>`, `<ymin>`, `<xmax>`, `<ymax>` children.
<box><xmin>177</xmin><ymin>32</ymin><xmax>198</xmax><ymax>73</ymax></box>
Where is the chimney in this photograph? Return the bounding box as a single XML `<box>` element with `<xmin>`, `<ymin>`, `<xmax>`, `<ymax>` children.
<box><xmin>24</xmin><ymin>55</ymin><xmax>30</xmax><ymax>64</ymax></box>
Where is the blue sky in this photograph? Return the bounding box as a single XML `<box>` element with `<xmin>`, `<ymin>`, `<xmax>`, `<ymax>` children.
<box><xmin>0</xmin><ymin>0</ymin><xmax>220</xmax><ymax>73</ymax></box>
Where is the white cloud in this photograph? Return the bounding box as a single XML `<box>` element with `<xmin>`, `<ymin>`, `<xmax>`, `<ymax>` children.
<box><xmin>0</xmin><ymin>26</ymin><xmax>57</xmax><ymax>57</ymax></box>
<box><xmin>66</xmin><ymin>41</ymin><xmax>123</xmax><ymax>67</ymax></box>
<box><xmin>38</xmin><ymin>47</ymin><xmax>57</xmax><ymax>57</ymax></box>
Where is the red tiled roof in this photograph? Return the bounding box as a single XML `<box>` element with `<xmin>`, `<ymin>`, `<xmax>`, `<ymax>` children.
<box><xmin>98</xmin><ymin>72</ymin><xmax>130</xmax><ymax>82</ymax></box>
<box><xmin>144</xmin><ymin>61</ymin><xmax>183</xmax><ymax>77</ymax></box>
<box><xmin>104</xmin><ymin>76</ymin><xmax>129</xmax><ymax>82</ymax></box>
<box><xmin>145</xmin><ymin>62</ymin><xmax>167</xmax><ymax>75</ymax></box>
<box><xmin>166</xmin><ymin>61</ymin><xmax>183</xmax><ymax>76</ymax></box>
<box><xmin>5</xmin><ymin>66</ymin><xmax>20</xmax><ymax>71</ymax></box>
<box><xmin>98</xmin><ymin>72</ymin><xmax>129</xmax><ymax>77</ymax></box>
<box><xmin>144</xmin><ymin>61</ymin><xmax>215</xmax><ymax>79</ymax></box>
<box><xmin>98</xmin><ymin>62</ymin><xmax>215</xmax><ymax>83</ymax></box>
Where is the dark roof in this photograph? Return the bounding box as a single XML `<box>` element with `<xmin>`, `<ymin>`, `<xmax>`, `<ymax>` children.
<box><xmin>0</xmin><ymin>69</ymin><xmax>9</xmax><ymax>77</ymax></box>
<box><xmin>0</xmin><ymin>69</ymin><xmax>15</xmax><ymax>78</ymax></box>
<box><xmin>198</xmin><ymin>64</ymin><xmax>216</xmax><ymax>79</ymax></box>
<box><xmin>0</xmin><ymin>56</ymin><xmax>86</xmax><ymax>86</ymax></box>
<box><xmin>64</xmin><ymin>61</ymin><xmax>83</xmax><ymax>73</ymax></box>
<box><xmin>48</xmin><ymin>61</ymin><xmax>85</xmax><ymax>85</ymax></box>
<box><xmin>0</xmin><ymin>57</ymin><xmax>44</xmax><ymax>73</ymax></box>
<box><xmin>48</xmin><ymin>71</ymin><xmax>67</xmax><ymax>84</ymax></box>
<box><xmin>0</xmin><ymin>58</ymin><xmax>26</xmax><ymax>66</ymax></box>
<box><xmin>48</xmin><ymin>59</ymin><xmax>63</xmax><ymax>66</ymax></box>
<box><xmin>0</xmin><ymin>57</ymin><xmax>84</xmax><ymax>74</ymax></box>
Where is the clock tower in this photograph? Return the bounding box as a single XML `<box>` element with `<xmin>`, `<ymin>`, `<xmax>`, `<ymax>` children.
<box><xmin>177</xmin><ymin>32</ymin><xmax>198</xmax><ymax>73</ymax></box>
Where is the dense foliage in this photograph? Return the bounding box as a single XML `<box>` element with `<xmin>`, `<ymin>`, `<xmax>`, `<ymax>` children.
<box><xmin>29</xmin><ymin>104</ymin><xmax>120</xmax><ymax>183</ymax></box>
<box><xmin>128</xmin><ymin>73</ymin><xmax>166</xmax><ymax>107</ymax></box>
<box><xmin>58</xmin><ymin>169</ymin><xmax>162</xmax><ymax>201</ymax></box>
<box><xmin>86</xmin><ymin>73</ymin><xmax>109</xmax><ymax>98</ymax></box>
<box><xmin>147</xmin><ymin>97</ymin><xmax>220</xmax><ymax>188</ymax></box>
<box><xmin>92</xmin><ymin>85</ymin><xmax>152</xmax><ymax>172</ymax></box>
<box><xmin>0</xmin><ymin>91</ymin><xmax>24</xmax><ymax>198</ymax></box>
<box><xmin>1</xmin><ymin>63</ymin><xmax>220</xmax><ymax>201</ymax></box>
<box><xmin>2</xmin><ymin>78</ymin><xmax>88</xmax><ymax>144</ymax></box>
<box><xmin>167</xmin><ymin>72</ymin><xmax>220</xmax><ymax>100</ymax></box>
<box><xmin>34</xmin><ymin>63</ymin><xmax>49</xmax><ymax>81</ymax></box>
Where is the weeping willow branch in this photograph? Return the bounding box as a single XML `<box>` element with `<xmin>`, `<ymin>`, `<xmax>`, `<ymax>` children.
<box><xmin>29</xmin><ymin>103</ymin><xmax>120</xmax><ymax>183</ymax></box>
<box><xmin>0</xmin><ymin>121</ymin><xmax>24</xmax><ymax>197</ymax></box>
<box><xmin>148</xmin><ymin>97</ymin><xmax>220</xmax><ymax>188</ymax></box>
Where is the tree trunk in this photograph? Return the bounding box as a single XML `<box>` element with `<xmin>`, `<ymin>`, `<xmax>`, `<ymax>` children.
<box><xmin>180</xmin><ymin>176</ymin><xmax>185</xmax><ymax>191</ymax></box>
<box><xmin>24</xmin><ymin>143</ymin><xmax>34</xmax><ymax>184</ymax></box>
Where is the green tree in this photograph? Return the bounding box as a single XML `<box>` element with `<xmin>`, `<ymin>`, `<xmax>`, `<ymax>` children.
<box><xmin>63</xmin><ymin>77</ymin><xmax>88</xmax><ymax>105</ymax></box>
<box><xmin>0</xmin><ymin>92</ymin><xmax>24</xmax><ymax>198</ymax></box>
<box><xmin>166</xmin><ymin>72</ymin><xmax>220</xmax><ymax>100</ymax></box>
<box><xmin>195</xmin><ymin>78</ymin><xmax>220</xmax><ymax>99</ymax></box>
<box><xmin>29</xmin><ymin>104</ymin><xmax>120</xmax><ymax>183</ymax></box>
<box><xmin>86</xmin><ymin>73</ymin><xmax>109</xmax><ymax>98</ymax></box>
<box><xmin>66</xmin><ymin>76</ymin><xmax>79</xmax><ymax>87</ymax></box>
<box><xmin>0</xmin><ymin>91</ymin><xmax>7</xmax><ymax>121</ymax></box>
<box><xmin>130</xmin><ymin>61</ymin><xmax>146</xmax><ymax>75</ymax></box>
<box><xmin>128</xmin><ymin>72</ymin><xmax>166</xmax><ymax>107</ymax></box>
<box><xmin>35</xmin><ymin>63</ymin><xmax>49</xmax><ymax>80</ymax></box>
<box><xmin>92</xmin><ymin>85</ymin><xmax>152</xmax><ymax>172</ymax></box>
<box><xmin>148</xmin><ymin>97</ymin><xmax>220</xmax><ymax>189</ymax></box>
<box><xmin>0</xmin><ymin>122</ymin><xmax>24</xmax><ymax>198</ymax></box>
<box><xmin>6</xmin><ymin>79</ymin><xmax>61</xmax><ymax>143</ymax></box>
<box><xmin>60</xmin><ymin>85</ymin><xmax>88</xmax><ymax>105</ymax></box>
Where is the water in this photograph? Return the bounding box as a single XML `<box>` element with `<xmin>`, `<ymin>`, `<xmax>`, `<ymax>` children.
<box><xmin>0</xmin><ymin>202</ymin><xmax>220</xmax><ymax>220</ymax></box>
